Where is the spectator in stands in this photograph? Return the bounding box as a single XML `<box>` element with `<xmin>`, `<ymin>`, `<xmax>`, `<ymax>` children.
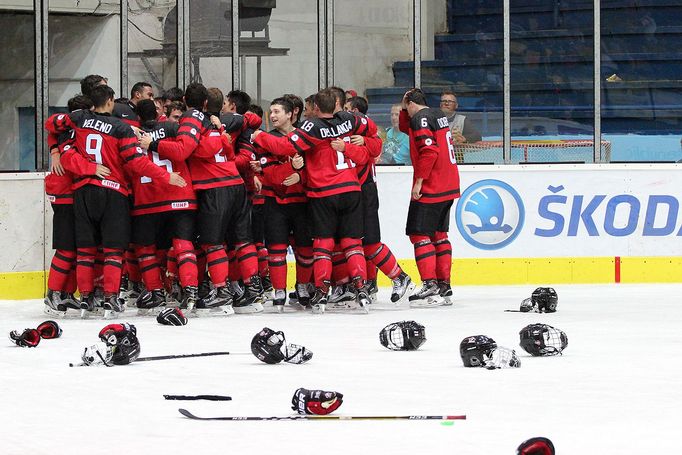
<box><xmin>439</xmin><ymin>91</ymin><xmax>482</xmax><ymax>144</ymax></box>
<box><xmin>380</xmin><ymin>104</ymin><xmax>410</xmax><ymax>165</ymax></box>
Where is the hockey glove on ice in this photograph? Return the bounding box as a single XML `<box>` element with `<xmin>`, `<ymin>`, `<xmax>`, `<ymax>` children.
<box><xmin>37</xmin><ymin>320</ymin><xmax>62</xmax><ymax>339</ymax></box>
<box><xmin>9</xmin><ymin>328</ymin><xmax>41</xmax><ymax>347</ymax></box>
<box><xmin>291</xmin><ymin>388</ymin><xmax>343</xmax><ymax>415</ymax></box>
<box><xmin>157</xmin><ymin>307</ymin><xmax>188</xmax><ymax>326</ymax></box>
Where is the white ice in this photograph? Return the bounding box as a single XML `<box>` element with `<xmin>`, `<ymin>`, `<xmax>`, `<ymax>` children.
<box><xmin>2</xmin><ymin>284</ymin><xmax>681</xmax><ymax>454</ymax></box>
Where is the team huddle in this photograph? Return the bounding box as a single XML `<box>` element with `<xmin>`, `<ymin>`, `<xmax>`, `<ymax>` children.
<box><xmin>43</xmin><ymin>75</ymin><xmax>460</xmax><ymax>318</ymax></box>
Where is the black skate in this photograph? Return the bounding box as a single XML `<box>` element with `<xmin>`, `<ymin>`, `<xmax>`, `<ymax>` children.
<box><xmin>180</xmin><ymin>285</ymin><xmax>198</xmax><ymax>313</ymax></box>
<box><xmin>44</xmin><ymin>290</ymin><xmax>67</xmax><ymax>317</ymax></box>
<box><xmin>233</xmin><ymin>276</ymin><xmax>264</xmax><ymax>314</ymax></box>
<box><xmin>273</xmin><ymin>289</ymin><xmax>286</xmax><ymax>313</ymax></box>
<box><xmin>391</xmin><ymin>273</ymin><xmax>416</xmax><ymax>304</ymax></box>
<box><xmin>437</xmin><ymin>280</ymin><xmax>454</xmax><ymax>306</ymax></box>
<box><xmin>310</xmin><ymin>288</ymin><xmax>328</xmax><ymax>314</ymax></box>
<box><xmin>136</xmin><ymin>289</ymin><xmax>167</xmax><ymax>314</ymax></box>
<box><xmin>408</xmin><ymin>280</ymin><xmax>446</xmax><ymax>307</ymax></box>
<box><xmin>103</xmin><ymin>294</ymin><xmax>125</xmax><ymax>319</ymax></box>
<box><xmin>195</xmin><ymin>285</ymin><xmax>234</xmax><ymax>315</ymax></box>
<box><xmin>367</xmin><ymin>279</ymin><xmax>379</xmax><ymax>304</ymax></box>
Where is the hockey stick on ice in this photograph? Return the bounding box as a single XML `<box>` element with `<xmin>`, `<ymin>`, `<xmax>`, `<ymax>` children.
<box><xmin>165</xmin><ymin>395</ymin><xmax>232</xmax><ymax>401</ymax></box>
<box><xmin>178</xmin><ymin>408</ymin><xmax>466</xmax><ymax>421</ymax></box>
<box><xmin>69</xmin><ymin>351</ymin><xmax>231</xmax><ymax>367</ymax></box>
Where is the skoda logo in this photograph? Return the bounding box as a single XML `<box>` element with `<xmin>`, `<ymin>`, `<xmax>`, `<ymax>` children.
<box><xmin>456</xmin><ymin>179</ymin><xmax>524</xmax><ymax>250</ymax></box>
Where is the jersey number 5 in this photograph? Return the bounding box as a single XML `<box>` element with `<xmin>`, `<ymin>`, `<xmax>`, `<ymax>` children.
<box><xmin>141</xmin><ymin>152</ymin><xmax>173</xmax><ymax>183</ymax></box>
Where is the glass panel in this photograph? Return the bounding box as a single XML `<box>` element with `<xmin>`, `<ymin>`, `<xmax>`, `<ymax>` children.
<box><xmin>510</xmin><ymin>0</ymin><xmax>595</xmax><ymax>164</ymax></box>
<box><xmin>420</xmin><ymin>0</ymin><xmax>503</xmax><ymax>165</ymax></box>
<box><xmin>0</xmin><ymin>5</ymin><xmax>35</xmax><ymax>170</ymax></box>
<box><xmin>47</xmin><ymin>1</ymin><xmax>121</xmax><ymax>113</ymax></box>
<box><xmin>334</xmin><ymin>0</ymin><xmax>413</xmax><ymax>165</ymax></box>
<box><xmin>127</xmin><ymin>1</ymin><xmax>177</xmax><ymax>100</ymax></box>
<box><xmin>188</xmin><ymin>0</ymin><xmax>232</xmax><ymax>92</ymax></box>
<box><xmin>601</xmin><ymin>3</ymin><xmax>682</xmax><ymax>162</ymax></box>
<box><xmin>240</xmin><ymin>0</ymin><xmax>318</xmax><ymax>118</ymax></box>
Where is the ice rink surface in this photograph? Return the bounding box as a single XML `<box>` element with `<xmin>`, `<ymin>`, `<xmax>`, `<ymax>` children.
<box><xmin>2</xmin><ymin>283</ymin><xmax>681</xmax><ymax>454</ymax></box>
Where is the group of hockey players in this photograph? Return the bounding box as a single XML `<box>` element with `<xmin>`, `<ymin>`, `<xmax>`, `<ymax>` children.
<box><xmin>43</xmin><ymin>74</ymin><xmax>460</xmax><ymax>318</ymax></box>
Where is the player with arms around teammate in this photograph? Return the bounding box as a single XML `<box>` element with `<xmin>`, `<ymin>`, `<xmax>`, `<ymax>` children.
<box><xmin>399</xmin><ymin>88</ymin><xmax>460</xmax><ymax>306</ymax></box>
<box><xmin>46</xmin><ymin>85</ymin><xmax>186</xmax><ymax>318</ymax></box>
<box><xmin>253</xmin><ymin>89</ymin><xmax>372</xmax><ymax>314</ymax></box>
<box><xmin>129</xmin><ymin>99</ymin><xmax>200</xmax><ymax>314</ymax></box>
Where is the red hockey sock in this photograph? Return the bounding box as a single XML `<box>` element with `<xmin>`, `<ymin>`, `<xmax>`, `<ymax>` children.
<box><xmin>366</xmin><ymin>261</ymin><xmax>378</xmax><ymax>280</ymax></box>
<box><xmin>76</xmin><ymin>247</ymin><xmax>97</xmax><ymax>294</ymax></box>
<box><xmin>340</xmin><ymin>238</ymin><xmax>366</xmax><ymax>287</ymax></box>
<box><xmin>432</xmin><ymin>232</ymin><xmax>452</xmax><ymax>283</ymax></box>
<box><xmin>102</xmin><ymin>248</ymin><xmax>124</xmax><ymax>295</ymax></box>
<box><xmin>174</xmin><ymin>239</ymin><xmax>198</xmax><ymax>287</ymax></box>
<box><xmin>236</xmin><ymin>242</ymin><xmax>259</xmax><ymax>283</ymax></box>
<box><xmin>295</xmin><ymin>246</ymin><xmax>313</xmax><ymax>285</ymax></box>
<box><xmin>331</xmin><ymin>248</ymin><xmax>349</xmax><ymax>285</ymax></box>
<box><xmin>166</xmin><ymin>248</ymin><xmax>178</xmax><ymax>279</ymax></box>
<box><xmin>135</xmin><ymin>245</ymin><xmax>163</xmax><ymax>291</ymax></box>
<box><xmin>256</xmin><ymin>242</ymin><xmax>269</xmax><ymax>278</ymax></box>
<box><xmin>66</xmin><ymin>267</ymin><xmax>77</xmax><ymax>293</ymax></box>
<box><xmin>313</xmin><ymin>238</ymin><xmax>334</xmax><ymax>290</ymax></box>
<box><xmin>364</xmin><ymin>242</ymin><xmax>401</xmax><ymax>280</ymax></box>
<box><xmin>267</xmin><ymin>244</ymin><xmax>288</xmax><ymax>290</ymax></box>
<box><xmin>202</xmin><ymin>244</ymin><xmax>228</xmax><ymax>287</ymax></box>
<box><xmin>409</xmin><ymin>234</ymin><xmax>436</xmax><ymax>281</ymax></box>
<box><xmin>48</xmin><ymin>249</ymin><xmax>76</xmax><ymax>292</ymax></box>
<box><xmin>125</xmin><ymin>247</ymin><xmax>141</xmax><ymax>283</ymax></box>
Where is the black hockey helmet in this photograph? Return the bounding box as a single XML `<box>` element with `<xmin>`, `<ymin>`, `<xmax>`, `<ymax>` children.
<box><xmin>519</xmin><ymin>323</ymin><xmax>568</xmax><ymax>356</ymax></box>
<box><xmin>531</xmin><ymin>287</ymin><xmax>558</xmax><ymax>313</ymax></box>
<box><xmin>98</xmin><ymin>323</ymin><xmax>140</xmax><ymax>365</ymax></box>
<box><xmin>459</xmin><ymin>335</ymin><xmax>497</xmax><ymax>367</ymax></box>
<box><xmin>379</xmin><ymin>321</ymin><xmax>426</xmax><ymax>351</ymax></box>
<box><xmin>251</xmin><ymin>327</ymin><xmax>286</xmax><ymax>364</ymax></box>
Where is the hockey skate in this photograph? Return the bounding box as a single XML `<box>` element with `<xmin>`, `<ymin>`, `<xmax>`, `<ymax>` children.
<box><xmin>166</xmin><ymin>280</ymin><xmax>183</xmax><ymax>307</ymax></box>
<box><xmin>232</xmin><ymin>276</ymin><xmax>264</xmax><ymax>314</ymax></box>
<box><xmin>272</xmin><ymin>289</ymin><xmax>286</xmax><ymax>313</ymax></box>
<box><xmin>327</xmin><ymin>284</ymin><xmax>355</xmax><ymax>309</ymax></box>
<box><xmin>310</xmin><ymin>288</ymin><xmax>328</xmax><ymax>314</ymax></box>
<box><xmin>367</xmin><ymin>279</ymin><xmax>379</xmax><ymax>304</ymax></box>
<box><xmin>180</xmin><ymin>285</ymin><xmax>198</xmax><ymax>313</ymax></box>
<box><xmin>195</xmin><ymin>285</ymin><xmax>234</xmax><ymax>316</ymax></box>
<box><xmin>355</xmin><ymin>286</ymin><xmax>371</xmax><ymax>314</ymax></box>
<box><xmin>261</xmin><ymin>275</ymin><xmax>274</xmax><ymax>304</ymax></box>
<box><xmin>121</xmin><ymin>280</ymin><xmax>144</xmax><ymax>308</ymax></box>
<box><xmin>44</xmin><ymin>290</ymin><xmax>67</xmax><ymax>317</ymax></box>
<box><xmin>437</xmin><ymin>280</ymin><xmax>454</xmax><ymax>306</ymax></box>
<box><xmin>135</xmin><ymin>289</ymin><xmax>167</xmax><ymax>315</ymax></box>
<box><xmin>391</xmin><ymin>273</ymin><xmax>416</xmax><ymax>305</ymax></box>
<box><xmin>80</xmin><ymin>293</ymin><xmax>103</xmax><ymax>319</ymax></box>
<box><xmin>289</xmin><ymin>282</ymin><xmax>313</xmax><ymax>309</ymax></box>
<box><xmin>408</xmin><ymin>280</ymin><xmax>446</xmax><ymax>308</ymax></box>
<box><xmin>103</xmin><ymin>294</ymin><xmax>125</xmax><ymax>319</ymax></box>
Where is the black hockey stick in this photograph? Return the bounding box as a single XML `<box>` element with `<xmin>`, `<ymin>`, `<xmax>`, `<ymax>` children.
<box><xmin>165</xmin><ymin>395</ymin><xmax>232</xmax><ymax>401</ymax></box>
<box><xmin>178</xmin><ymin>408</ymin><xmax>466</xmax><ymax>421</ymax></box>
<box><xmin>69</xmin><ymin>351</ymin><xmax>230</xmax><ymax>367</ymax></box>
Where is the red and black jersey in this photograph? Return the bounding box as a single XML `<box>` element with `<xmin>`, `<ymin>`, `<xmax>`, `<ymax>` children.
<box><xmin>400</xmin><ymin>108</ymin><xmax>460</xmax><ymax>203</ymax></box>
<box><xmin>255</xmin><ymin>129</ymin><xmax>307</xmax><ymax>205</ymax></box>
<box><xmin>253</xmin><ymin>111</ymin><xmax>371</xmax><ymax>198</ymax></box>
<box><xmin>152</xmin><ymin>108</ymin><xmax>240</xmax><ymax>191</ymax></box>
<box><xmin>45</xmin><ymin>130</ymin><xmax>79</xmax><ymax>205</ymax></box>
<box><xmin>219</xmin><ymin>112</ymin><xmax>263</xmax><ymax>204</ymax></box>
<box><xmin>351</xmin><ymin>114</ymin><xmax>382</xmax><ymax>186</ymax></box>
<box><xmin>131</xmin><ymin>121</ymin><xmax>198</xmax><ymax>216</ymax></box>
<box><xmin>45</xmin><ymin>110</ymin><xmax>170</xmax><ymax>197</ymax></box>
<box><xmin>112</xmin><ymin>101</ymin><xmax>141</xmax><ymax>128</ymax></box>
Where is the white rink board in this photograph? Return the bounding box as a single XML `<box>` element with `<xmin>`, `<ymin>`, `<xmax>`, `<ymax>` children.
<box><xmin>376</xmin><ymin>164</ymin><xmax>682</xmax><ymax>258</ymax></box>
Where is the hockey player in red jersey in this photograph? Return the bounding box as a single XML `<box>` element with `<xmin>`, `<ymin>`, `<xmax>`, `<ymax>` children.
<box><xmin>44</xmin><ymin>95</ymin><xmax>98</xmax><ymax>316</ymax></box>
<box><xmin>46</xmin><ymin>85</ymin><xmax>186</xmax><ymax>318</ymax></box>
<box><xmin>252</xmin><ymin>89</ymin><xmax>374</xmax><ymax>313</ymax></box>
<box><xmin>399</xmin><ymin>88</ymin><xmax>460</xmax><ymax>306</ymax></box>
<box><xmin>335</xmin><ymin>91</ymin><xmax>415</xmax><ymax>305</ymax></box>
<box><xmin>129</xmin><ymin>99</ymin><xmax>201</xmax><ymax>314</ymax></box>
<box><xmin>252</xmin><ymin>97</ymin><xmax>314</xmax><ymax>312</ymax></box>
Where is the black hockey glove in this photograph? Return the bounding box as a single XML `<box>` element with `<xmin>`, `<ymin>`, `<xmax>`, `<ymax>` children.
<box><xmin>37</xmin><ymin>320</ymin><xmax>62</xmax><ymax>339</ymax></box>
<box><xmin>9</xmin><ymin>328</ymin><xmax>41</xmax><ymax>347</ymax></box>
<box><xmin>291</xmin><ymin>388</ymin><xmax>343</xmax><ymax>415</ymax></box>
